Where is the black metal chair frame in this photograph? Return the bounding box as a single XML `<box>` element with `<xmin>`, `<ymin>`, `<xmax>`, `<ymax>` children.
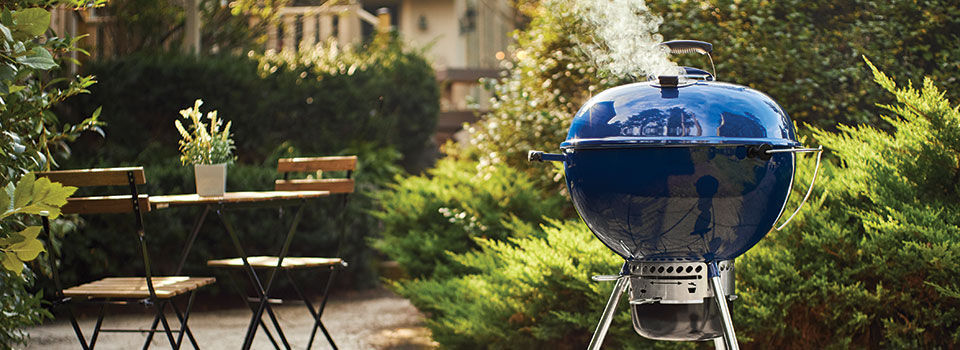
<box><xmin>39</xmin><ymin>169</ymin><xmax>206</xmax><ymax>350</ymax></box>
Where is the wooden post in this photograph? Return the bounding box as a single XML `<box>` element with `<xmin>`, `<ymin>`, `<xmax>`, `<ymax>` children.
<box><xmin>301</xmin><ymin>14</ymin><xmax>316</xmax><ymax>49</ymax></box>
<box><xmin>282</xmin><ymin>14</ymin><xmax>296</xmax><ymax>52</ymax></box>
<box><xmin>337</xmin><ymin>8</ymin><xmax>360</xmax><ymax>45</ymax></box>
<box><xmin>319</xmin><ymin>14</ymin><xmax>333</xmax><ymax>43</ymax></box>
<box><xmin>184</xmin><ymin>0</ymin><xmax>201</xmax><ymax>54</ymax></box>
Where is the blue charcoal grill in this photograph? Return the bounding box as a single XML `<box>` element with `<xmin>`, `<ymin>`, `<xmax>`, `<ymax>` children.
<box><xmin>528</xmin><ymin>40</ymin><xmax>822</xmax><ymax>350</ymax></box>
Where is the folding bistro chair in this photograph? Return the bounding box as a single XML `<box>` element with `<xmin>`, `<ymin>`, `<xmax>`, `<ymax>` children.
<box><xmin>206</xmin><ymin>156</ymin><xmax>354</xmax><ymax>350</ymax></box>
<box><xmin>36</xmin><ymin>167</ymin><xmax>215</xmax><ymax>350</ymax></box>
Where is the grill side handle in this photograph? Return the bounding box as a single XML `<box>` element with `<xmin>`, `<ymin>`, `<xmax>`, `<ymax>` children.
<box><xmin>527</xmin><ymin>150</ymin><xmax>565</xmax><ymax>163</ymax></box>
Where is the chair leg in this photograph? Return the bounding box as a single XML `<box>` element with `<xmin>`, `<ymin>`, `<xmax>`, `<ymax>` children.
<box><xmin>169</xmin><ymin>291</ymin><xmax>199</xmax><ymax>350</ymax></box>
<box><xmin>225</xmin><ymin>271</ymin><xmax>283</xmax><ymax>350</ymax></box>
<box><xmin>89</xmin><ymin>304</ymin><xmax>106</xmax><ymax>349</ymax></box>
<box><xmin>287</xmin><ymin>267</ymin><xmax>339</xmax><ymax>350</ymax></box>
<box><xmin>263</xmin><ymin>302</ymin><xmax>292</xmax><ymax>349</ymax></box>
<box><xmin>142</xmin><ymin>314</ymin><xmax>161</xmax><ymax>350</ymax></box>
<box><xmin>154</xmin><ymin>301</ymin><xmax>180</xmax><ymax>349</ymax></box>
<box><xmin>59</xmin><ymin>302</ymin><xmax>91</xmax><ymax>350</ymax></box>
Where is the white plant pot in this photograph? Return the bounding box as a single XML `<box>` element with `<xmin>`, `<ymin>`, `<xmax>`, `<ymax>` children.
<box><xmin>194</xmin><ymin>163</ymin><xmax>227</xmax><ymax>197</ymax></box>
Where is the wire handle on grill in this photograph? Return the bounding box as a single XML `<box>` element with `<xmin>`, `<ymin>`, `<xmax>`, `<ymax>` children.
<box><xmin>770</xmin><ymin>146</ymin><xmax>824</xmax><ymax>230</ymax></box>
<box><xmin>661</xmin><ymin>40</ymin><xmax>713</xmax><ymax>55</ymax></box>
<box><xmin>660</xmin><ymin>40</ymin><xmax>717</xmax><ymax>80</ymax></box>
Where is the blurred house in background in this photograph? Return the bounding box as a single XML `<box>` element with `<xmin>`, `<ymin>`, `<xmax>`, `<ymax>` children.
<box><xmin>50</xmin><ymin>0</ymin><xmax>519</xmax><ymax>143</ymax></box>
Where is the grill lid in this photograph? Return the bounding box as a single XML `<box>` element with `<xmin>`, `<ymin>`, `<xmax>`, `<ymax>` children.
<box><xmin>562</xmin><ymin>78</ymin><xmax>801</xmax><ymax>149</ymax></box>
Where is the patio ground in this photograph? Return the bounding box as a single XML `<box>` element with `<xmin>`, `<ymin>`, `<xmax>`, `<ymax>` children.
<box><xmin>25</xmin><ymin>287</ymin><xmax>437</xmax><ymax>350</ymax></box>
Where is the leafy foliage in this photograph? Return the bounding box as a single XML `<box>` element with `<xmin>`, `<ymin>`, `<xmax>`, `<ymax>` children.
<box><xmin>0</xmin><ymin>174</ymin><xmax>77</xmax><ymax>274</ymax></box>
<box><xmin>0</xmin><ymin>270</ymin><xmax>49</xmax><ymax>349</ymax></box>
<box><xmin>373</xmin><ymin>157</ymin><xmax>566</xmax><ymax>279</ymax></box>
<box><xmin>92</xmin><ymin>0</ymin><xmax>289</xmax><ymax>55</ymax></box>
<box><xmin>0</xmin><ymin>2</ymin><xmax>102</xmax><ymax>348</ymax></box>
<box><xmin>650</xmin><ymin>0</ymin><xmax>960</xmax><ymax>130</ymax></box>
<box><xmin>174</xmin><ymin>99</ymin><xmax>236</xmax><ymax>165</ymax></box>
<box><xmin>734</xmin><ymin>59</ymin><xmax>960</xmax><ymax>348</ymax></box>
<box><xmin>67</xmin><ymin>36</ymin><xmax>438</xmax><ymax>171</ymax></box>
<box><xmin>395</xmin><ymin>220</ymin><xmax>694</xmax><ymax>350</ymax></box>
<box><xmin>469</xmin><ymin>0</ymin><xmax>611</xmax><ymax>184</ymax></box>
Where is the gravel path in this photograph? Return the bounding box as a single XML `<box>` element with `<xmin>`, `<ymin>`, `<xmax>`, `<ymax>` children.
<box><xmin>25</xmin><ymin>288</ymin><xmax>437</xmax><ymax>350</ymax></box>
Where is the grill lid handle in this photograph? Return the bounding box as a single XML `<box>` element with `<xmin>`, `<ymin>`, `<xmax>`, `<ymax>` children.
<box><xmin>661</xmin><ymin>40</ymin><xmax>713</xmax><ymax>55</ymax></box>
<box><xmin>660</xmin><ymin>40</ymin><xmax>717</xmax><ymax>80</ymax></box>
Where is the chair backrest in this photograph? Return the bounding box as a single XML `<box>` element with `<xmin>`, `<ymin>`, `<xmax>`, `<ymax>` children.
<box><xmin>35</xmin><ymin>167</ymin><xmax>149</xmax><ymax>215</ymax></box>
<box><xmin>35</xmin><ymin>166</ymin><xmax>159</xmax><ymax>300</ymax></box>
<box><xmin>274</xmin><ymin>156</ymin><xmax>357</xmax><ymax>194</ymax></box>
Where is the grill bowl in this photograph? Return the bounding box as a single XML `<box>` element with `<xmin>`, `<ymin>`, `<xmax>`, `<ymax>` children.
<box><xmin>564</xmin><ymin>145</ymin><xmax>794</xmax><ymax>261</ymax></box>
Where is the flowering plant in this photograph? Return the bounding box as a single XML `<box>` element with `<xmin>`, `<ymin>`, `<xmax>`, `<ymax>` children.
<box><xmin>174</xmin><ymin>99</ymin><xmax>236</xmax><ymax>165</ymax></box>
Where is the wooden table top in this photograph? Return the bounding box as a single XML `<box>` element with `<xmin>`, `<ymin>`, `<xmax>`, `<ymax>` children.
<box><xmin>149</xmin><ymin>191</ymin><xmax>330</xmax><ymax>209</ymax></box>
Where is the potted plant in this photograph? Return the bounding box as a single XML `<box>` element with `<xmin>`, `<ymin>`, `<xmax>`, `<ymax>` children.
<box><xmin>174</xmin><ymin>99</ymin><xmax>236</xmax><ymax>196</ymax></box>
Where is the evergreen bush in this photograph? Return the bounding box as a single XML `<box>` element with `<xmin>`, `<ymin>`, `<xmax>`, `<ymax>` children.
<box><xmin>735</xmin><ymin>59</ymin><xmax>960</xmax><ymax>348</ymax></box>
<box><xmin>651</xmin><ymin>0</ymin><xmax>960</xmax><ymax>129</ymax></box>
<box><xmin>394</xmin><ymin>219</ymin><xmax>695</xmax><ymax>350</ymax></box>
<box><xmin>373</xmin><ymin>157</ymin><xmax>566</xmax><ymax>279</ymax></box>
<box><xmin>66</xmin><ymin>36</ymin><xmax>438</xmax><ymax>170</ymax></box>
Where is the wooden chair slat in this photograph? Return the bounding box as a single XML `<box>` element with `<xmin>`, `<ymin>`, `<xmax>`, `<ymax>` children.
<box><xmin>207</xmin><ymin>256</ymin><xmax>343</xmax><ymax>269</ymax></box>
<box><xmin>62</xmin><ymin>195</ymin><xmax>151</xmax><ymax>214</ymax></box>
<box><xmin>277</xmin><ymin>156</ymin><xmax>357</xmax><ymax>173</ymax></box>
<box><xmin>35</xmin><ymin>167</ymin><xmax>146</xmax><ymax>187</ymax></box>
<box><xmin>62</xmin><ymin>277</ymin><xmax>215</xmax><ymax>299</ymax></box>
<box><xmin>274</xmin><ymin>178</ymin><xmax>354</xmax><ymax>194</ymax></box>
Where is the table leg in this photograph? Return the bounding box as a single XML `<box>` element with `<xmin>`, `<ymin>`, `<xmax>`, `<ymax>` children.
<box><xmin>218</xmin><ymin>203</ymin><xmax>306</xmax><ymax>350</ymax></box>
<box><xmin>175</xmin><ymin>205</ymin><xmax>211</xmax><ymax>275</ymax></box>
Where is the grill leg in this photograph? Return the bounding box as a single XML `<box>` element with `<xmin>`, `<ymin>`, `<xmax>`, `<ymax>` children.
<box><xmin>708</xmin><ymin>261</ymin><xmax>739</xmax><ymax>350</ymax></box>
<box><xmin>713</xmin><ymin>336</ymin><xmax>727</xmax><ymax>350</ymax></box>
<box><xmin>587</xmin><ymin>276</ymin><xmax>628</xmax><ymax>350</ymax></box>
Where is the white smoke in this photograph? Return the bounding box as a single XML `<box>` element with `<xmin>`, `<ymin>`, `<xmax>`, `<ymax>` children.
<box><xmin>573</xmin><ymin>0</ymin><xmax>681</xmax><ymax>79</ymax></box>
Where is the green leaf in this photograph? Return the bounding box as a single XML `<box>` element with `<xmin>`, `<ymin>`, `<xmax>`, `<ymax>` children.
<box><xmin>11</xmin><ymin>8</ymin><xmax>51</xmax><ymax>37</ymax></box>
<box><xmin>16</xmin><ymin>47</ymin><xmax>57</xmax><ymax>70</ymax></box>
<box><xmin>8</xmin><ymin>226</ymin><xmax>44</xmax><ymax>261</ymax></box>
<box><xmin>3</xmin><ymin>182</ymin><xmax>14</xmax><ymax>213</ymax></box>
<box><xmin>0</xmin><ymin>64</ymin><xmax>17</xmax><ymax>82</ymax></box>
<box><xmin>0</xmin><ymin>251</ymin><xmax>23</xmax><ymax>274</ymax></box>
<box><xmin>12</xmin><ymin>173</ymin><xmax>35</xmax><ymax>209</ymax></box>
<box><xmin>0</xmin><ymin>23</ymin><xmax>12</xmax><ymax>42</ymax></box>
<box><xmin>0</xmin><ymin>10</ymin><xmax>12</xmax><ymax>26</ymax></box>
<box><xmin>0</xmin><ymin>183</ymin><xmax>9</xmax><ymax>215</ymax></box>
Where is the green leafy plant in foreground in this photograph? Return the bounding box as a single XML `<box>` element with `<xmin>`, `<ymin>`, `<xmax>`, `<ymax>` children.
<box><xmin>0</xmin><ymin>174</ymin><xmax>76</xmax><ymax>274</ymax></box>
<box><xmin>0</xmin><ymin>2</ymin><xmax>103</xmax><ymax>347</ymax></box>
<box><xmin>174</xmin><ymin>99</ymin><xmax>236</xmax><ymax>165</ymax></box>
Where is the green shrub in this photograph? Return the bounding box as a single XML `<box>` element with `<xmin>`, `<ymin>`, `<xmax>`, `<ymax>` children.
<box><xmin>734</xmin><ymin>60</ymin><xmax>960</xmax><ymax>348</ymax></box>
<box><xmin>394</xmin><ymin>220</ymin><xmax>693</xmax><ymax>350</ymax></box>
<box><xmin>373</xmin><ymin>157</ymin><xmax>566</xmax><ymax>279</ymax></box>
<box><xmin>469</xmin><ymin>0</ymin><xmax>608</xmax><ymax>185</ymax></box>
<box><xmin>650</xmin><ymin>0</ymin><xmax>960</xmax><ymax>129</ymax></box>
<box><xmin>67</xmin><ymin>36</ymin><xmax>438</xmax><ymax>170</ymax></box>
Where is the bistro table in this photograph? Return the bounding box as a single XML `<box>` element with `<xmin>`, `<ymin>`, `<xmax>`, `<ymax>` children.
<box><xmin>149</xmin><ymin>191</ymin><xmax>330</xmax><ymax>350</ymax></box>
